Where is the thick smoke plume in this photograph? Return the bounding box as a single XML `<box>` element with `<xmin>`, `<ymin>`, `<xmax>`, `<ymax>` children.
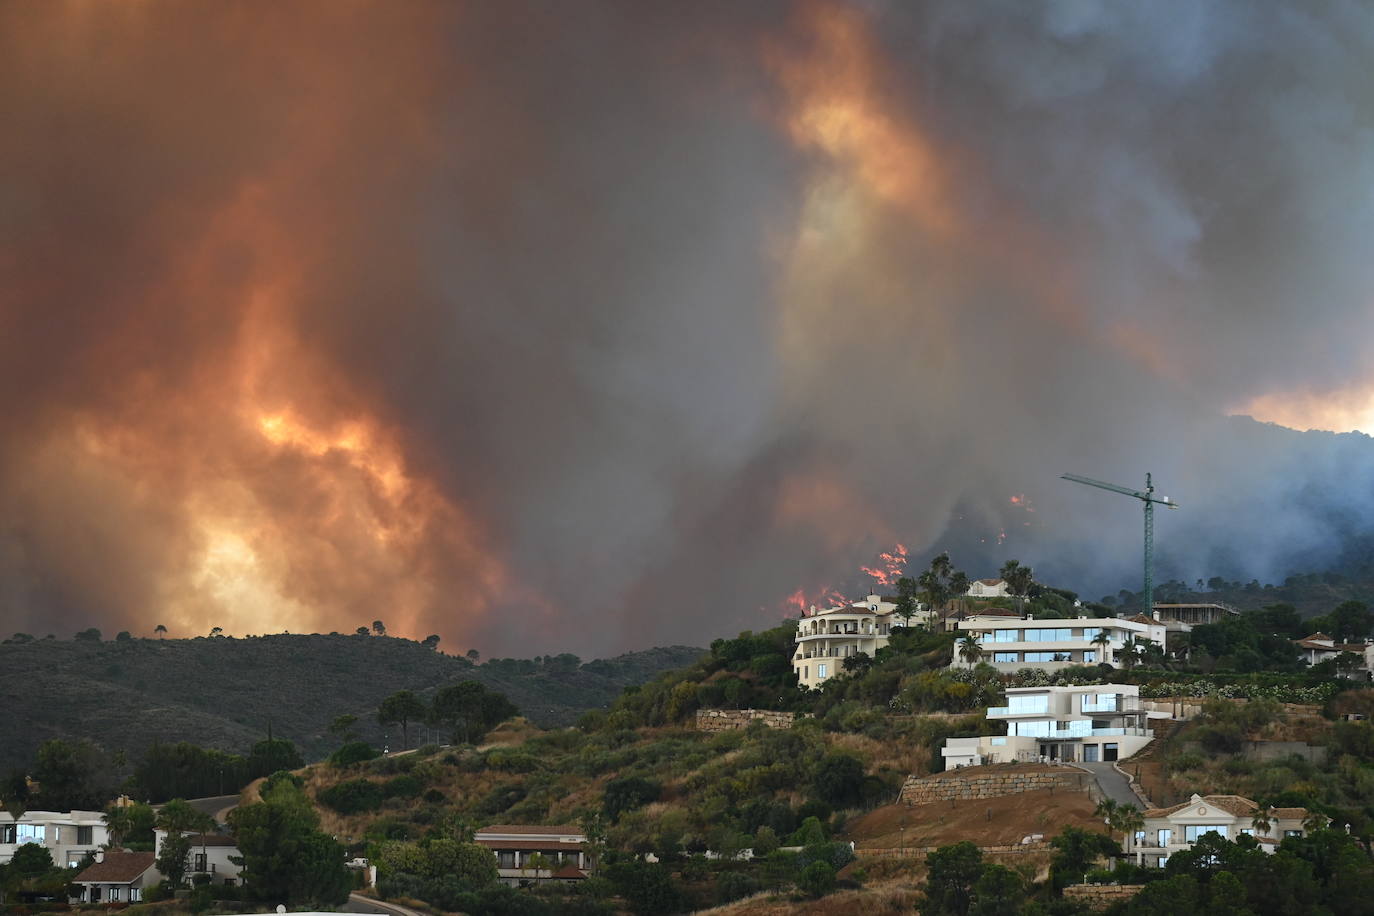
<box><xmin>4</xmin><ymin>1</ymin><xmax>1374</xmax><ymax>655</ymax></box>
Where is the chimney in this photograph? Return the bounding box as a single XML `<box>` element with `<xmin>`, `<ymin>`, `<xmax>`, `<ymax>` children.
<box><xmin>95</xmin><ymin>851</ymin><xmax>104</xmax><ymax>863</ymax></box>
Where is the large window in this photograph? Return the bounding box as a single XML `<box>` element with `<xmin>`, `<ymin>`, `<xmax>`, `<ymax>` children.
<box><xmin>77</xmin><ymin>826</ymin><xmax>93</xmax><ymax>845</ymax></box>
<box><xmin>1082</xmin><ymin>627</ymin><xmax>1102</xmax><ymax>641</ymax></box>
<box><xmin>1081</xmin><ymin>693</ymin><xmax>1118</xmax><ymax>712</ymax></box>
<box><xmin>817</xmin><ymin>664</ymin><xmax>828</xmax><ymax>678</ymax></box>
<box><xmin>1082</xmin><ymin>651</ymin><xmax>1097</xmax><ymax>663</ymax></box>
<box><xmin>1025</xmin><ymin>628</ymin><xmax>1072</xmax><ymax>642</ymax></box>
<box><xmin>1</xmin><ymin>824</ymin><xmax>15</xmax><ymax>844</ymax></box>
<box><xmin>993</xmin><ymin>652</ymin><xmax>1018</xmax><ymax>663</ymax></box>
<box><xmin>1006</xmin><ymin>695</ymin><xmax>1048</xmax><ymax>714</ymax></box>
<box><xmin>1012</xmin><ymin>721</ymin><xmax>1051</xmax><ymax>737</ymax></box>
<box><xmin>1185</xmin><ymin>825</ymin><xmax>1229</xmax><ymax>842</ymax></box>
<box><xmin>1023</xmin><ymin>651</ymin><xmax>1071</xmax><ymax>663</ymax></box>
<box><xmin>16</xmin><ymin>824</ymin><xmax>43</xmax><ymax>843</ymax></box>
<box><xmin>992</xmin><ymin>629</ymin><xmax>1021</xmax><ymax>643</ymax></box>
<box><xmin>1157</xmin><ymin>828</ymin><xmax>1172</xmax><ymax>847</ymax></box>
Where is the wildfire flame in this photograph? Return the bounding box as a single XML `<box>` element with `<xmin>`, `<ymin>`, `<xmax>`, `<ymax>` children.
<box><xmin>860</xmin><ymin>542</ymin><xmax>909</xmax><ymax>586</ymax></box>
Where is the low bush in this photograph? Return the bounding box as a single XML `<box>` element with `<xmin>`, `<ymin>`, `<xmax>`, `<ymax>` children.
<box><xmin>318</xmin><ymin>778</ymin><xmax>385</xmax><ymax>814</ymax></box>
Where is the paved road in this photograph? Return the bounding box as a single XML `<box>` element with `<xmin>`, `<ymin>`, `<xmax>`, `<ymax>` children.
<box><xmin>346</xmin><ymin>893</ymin><xmax>426</xmax><ymax>916</ymax></box>
<box><xmin>180</xmin><ymin>795</ymin><xmax>240</xmax><ymax>823</ymax></box>
<box><xmin>1078</xmin><ymin>762</ymin><xmax>1149</xmax><ymax>808</ymax></box>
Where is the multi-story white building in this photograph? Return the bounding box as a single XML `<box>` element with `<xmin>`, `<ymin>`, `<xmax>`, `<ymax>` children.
<box><xmin>0</xmin><ymin>810</ymin><xmax>107</xmax><ymax>867</ymax></box>
<box><xmin>1134</xmin><ymin>794</ymin><xmax>1323</xmax><ymax>866</ymax></box>
<box><xmin>966</xmin><ymin>578</ymin><xmax>1011</xmax><ymax>598</ymax></box>
<box><xmin>954</xmin><ymin>614</ymin><xmax>1167</xmax><ymax>671</ymax></box>
<box><xmin>941</xmin><ymin>684</ymin><xmax>1154</xmax><ymax>767</ymax></box>
<box><xmin>793</xmin><ymin>594</ymin><xmax>907</xmax><ymax>688</ymax></box>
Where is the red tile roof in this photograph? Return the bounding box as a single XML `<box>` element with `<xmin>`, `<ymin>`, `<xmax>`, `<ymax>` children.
<box><xmin>73</xmin><ymin>852</ymin><xmax>155</xmax><ymax>884</ymax></box>
<box><xmin>476</xmin><ymin>825</ymin><xmax>582</xmax><ymax>836</ymax></box>
<box><xmin>550</xmin><ymin>864</ymin><xmax>588</xmax><ymax>879</ymax></box>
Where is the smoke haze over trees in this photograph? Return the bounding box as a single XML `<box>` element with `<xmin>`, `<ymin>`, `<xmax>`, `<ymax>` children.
<box><xmin>5</xmin><ymin>2</ymin><xmax>1374</xmax><ymax>656</ymax></box>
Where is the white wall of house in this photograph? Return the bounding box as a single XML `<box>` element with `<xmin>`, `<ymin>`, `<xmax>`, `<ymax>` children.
<box><xmin>1135</xmin><ymin>795</ymin><xmax>1321</xmax><ymax>867</ymax></box>
<box><xmin>473</xmin><ymin>826</ymin><xmax>587</xmax><ymax>886</ymax></box>
<box><xmin>153</xmin><ymin>830</ymin><xmax>242</xmax><ymax>884</ymax></box>
<box><xmin>0</xmin><ymin>810</ymin><xmax>108</xmax><ymax>867</ymax></box>
<box><xmin>955</xmin><ymin>615</ymin><xmax>1167</xmax><ymax>672</ymax></box>
<box><xmin>793</xmin><ymin>594</ymin><xmax>906</xmax><ymax>688</ymax></box>
<box><xmin>941</xmin><ymin>684</ymin><xmax>1155</xmax><ymax>767</ymax></box>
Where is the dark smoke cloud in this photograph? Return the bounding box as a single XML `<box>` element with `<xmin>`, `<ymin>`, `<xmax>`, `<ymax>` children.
<box><xmin>3</xmin><ymin>1</ymin><xmax>1373</xmax><ymax>656</ymax></box>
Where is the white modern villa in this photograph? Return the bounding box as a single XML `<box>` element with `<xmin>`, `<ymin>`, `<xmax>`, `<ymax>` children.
<box><xmin>793</xmin><ymin>593</ymin><xmax>907</xmax><ymax>687</ymax></box>
<box><xmin>0</xmin><ymin>809</ymin><xmax>108</xmax><ymax>868</ymax></box>
<box><xmin>942</xmin><ymin>684</ymin><xmax>1154</xmax><ymax>766</ymax></box>
<box><xmin>1134</xmin><ymin>794</ymin><xmax>1324</xmax><ymax>866</ymax></box>
<box><xmin>954</xmin><ymin>614</ymin><xmax>1167</xmax><ymax>671</ymax></box>
<box><xmin>473</xmin><ymin>825</ymin><xmax>588</xmax><ymax>885</ymax></box>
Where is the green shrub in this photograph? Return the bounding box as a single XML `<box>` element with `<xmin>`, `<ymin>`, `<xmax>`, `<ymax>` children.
<box><xmin>716</xmin><ymin>870</ymin><xmax>758</xmax><ymax>904</ymax></box>
<box><xmin>330</xmin><ymin>741</ymin><xmax>380</xmax><ymax>767</ymax></box>
<box><xmin>384</xmin><ymin>775</ymin><xmax>423</xmax><ymax>799</ymax></box>
<box><xmin>798</xmin><ymin>861</ymin><xmax>836</xmax><ymax>898</ymax></box>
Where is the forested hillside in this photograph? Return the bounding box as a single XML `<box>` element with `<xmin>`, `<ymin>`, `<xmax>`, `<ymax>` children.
<box><xmin>0</xmin><ymin>633</ymin><xmax>702</xmax><ymax>769</ymax></box>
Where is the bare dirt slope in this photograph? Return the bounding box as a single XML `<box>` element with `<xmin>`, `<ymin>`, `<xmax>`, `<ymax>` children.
<box><xmin>847</xmin><ymin>788</ymin><xmax>1101</xmax><ymax>849</ymax></box>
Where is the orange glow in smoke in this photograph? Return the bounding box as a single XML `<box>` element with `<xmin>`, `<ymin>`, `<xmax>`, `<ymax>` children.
<box><xmin>1234</xmin><ymin>385</ymin><xmax>1374</xmax><ymax>434</ymax></box>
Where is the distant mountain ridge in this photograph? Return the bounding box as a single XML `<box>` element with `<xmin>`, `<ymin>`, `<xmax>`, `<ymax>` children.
<box><xmin>0</xmin><ymin>633</ymin><xmax>704</xmax><ymax>770</ymax></box>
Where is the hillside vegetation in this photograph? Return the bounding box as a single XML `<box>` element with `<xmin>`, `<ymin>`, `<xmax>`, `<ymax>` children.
<box><xmin>0</xmin><ymin>633</ymin><xmax>703</xmax><ymax>769</ymax></box>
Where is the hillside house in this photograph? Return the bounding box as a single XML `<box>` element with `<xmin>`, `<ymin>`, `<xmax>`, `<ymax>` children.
<box><xmin>0</xmin><ymin>810</ymin><xmax>107</xmax><ymax>868</ymax></box>
<box><xmin>967</xmin><ymin>578</ymin><xmax>1011</xmax><ymax>598</ymax></box>
<box><xmin>1134</xmin><ymin>794</ymin><xmax>1325</xmax><ymax>866</ymax></box>
<box><xmin>1151</xmin><ymin>603</ymin><xmax>1240</xmax><ymax>626</ymax></box>
<box><xmin>793</xmin><ymin>593</ymin><xmax>908</xmax><ymax>688</ymax></box>
<box><xmin>1293</xmin><ymin>633</ymin><xmax>1373</xmax><ymax>672</ymax></box>
<box><xmin>153</xmin><ymin>830</ymin><xmax>241</xmax><ymax>885</ymax></box>
<box><xmin>942</xmin><ymin>684</ymin><xmax>1154</xmax><ymax>766</ymax></box>
<box><xmin>70</xmin><ymin>851</ymin><xmax>158</xmax><ymax>903</ymax></box>
<box><xmin>473</xmin><ymin>825</ymin><xmax>588</xmax><ymax>886</ymax></box>
<box><xmin>955</xmin><ymin>614</ymin><xmax>1167</xmax><ymax>672</ymax></box>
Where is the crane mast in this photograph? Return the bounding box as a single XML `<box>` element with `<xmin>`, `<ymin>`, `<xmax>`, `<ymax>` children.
<box><xmin>1061</xmin><ymin>472</ymin><xmax>1180</xmax><ymax>618</ymax></box>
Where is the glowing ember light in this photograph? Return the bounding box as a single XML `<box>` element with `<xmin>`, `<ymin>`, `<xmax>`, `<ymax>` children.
<box><xmin>860</xmin><ymin>542</ymin><xmax>909</xmax><ymax>586</ymax></box>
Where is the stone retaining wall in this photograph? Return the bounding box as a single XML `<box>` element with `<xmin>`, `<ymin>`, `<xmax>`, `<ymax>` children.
<box><xmin>899</xmin><ymin>767</ymin><xmax>1092</xmax><ymax>805</ymax></box>
<box><xmin>1063</xmin><ymin>885</ymin><xmax>1145</xmax><ymax>910</ymax></box>
<box><xmin>859</xmin><ymin>841</ymin><xmax>1052</xmax><ymax>861</ymax></box>
<box><xmin>694</xmin><ymin>708</ymin><xmax>796</xmax><ymax>731</ymax></box>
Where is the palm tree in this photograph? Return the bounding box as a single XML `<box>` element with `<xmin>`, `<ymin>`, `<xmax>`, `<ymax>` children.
<box><xmin>1118</xmin><ymin>806</ymin><xmax>1144</xmax><ymax>864</ymax></box>
<box><xmin>1000</xmin><ymin>560</ymin><xmax>1035</xmax><ymax>606</ymax></box>
<box><xmin>1095</xmin><ymin>799</ymin><xmax>1144</xmax><ymax>862</ymax></box>
<box><xmin>103</xmin><ymin>804</ymin><xmax>134</xmax><ymax>849</ymax></box>
<box><xmin>209</xmin><ymin>626</ymin><xmax>223</xmax><ymax>638</ymax></box>
<box><xmin>957</xmin><ymin>636</ymin><xmax>985</xmax><ymax>666</ymax></box>
<box><xmin>1119</xmin><ymin>637</ymin><xmax>1145</xmax><ymax>670</ymax></box>
<box><xmin>1090</xmin><ymin>630</ymin><xmax>1112</xmax><ymax>664</ymax></box>
<box><xmin>372</xmin><ymin>619</ymin><xmax>386</xmax><ymax>637</ymax></box>
<box><xmin>948</xmin><ymin>571</ymin><xmax>970</xmax><ymax>615</ymax></box>
<box><xmin>1250</xmin><ymin>805</ymin><xmax>1275</xmax><ymax>840</ymax></box>
<box><xmin>1302</xmin><ymin>811</ymin><xmax>1330</xmax><ymax>834</ymax></box>
<box><xmin>154</xmin><ymin>624</ymin><xmax>167</xmax><ymax>639</ymax></box>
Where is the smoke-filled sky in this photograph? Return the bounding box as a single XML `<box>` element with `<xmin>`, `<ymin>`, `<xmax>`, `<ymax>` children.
<box><xmin>5</xmin><ymin>1</ymin><xmax>1374</xmax><ymax>656</ymax></box>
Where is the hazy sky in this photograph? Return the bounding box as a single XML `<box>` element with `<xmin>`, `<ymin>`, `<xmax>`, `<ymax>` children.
<box><xmin>4</xmin><ymin>1</ymin><xmax>1374</xmax><ymax>656</ymax></box>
